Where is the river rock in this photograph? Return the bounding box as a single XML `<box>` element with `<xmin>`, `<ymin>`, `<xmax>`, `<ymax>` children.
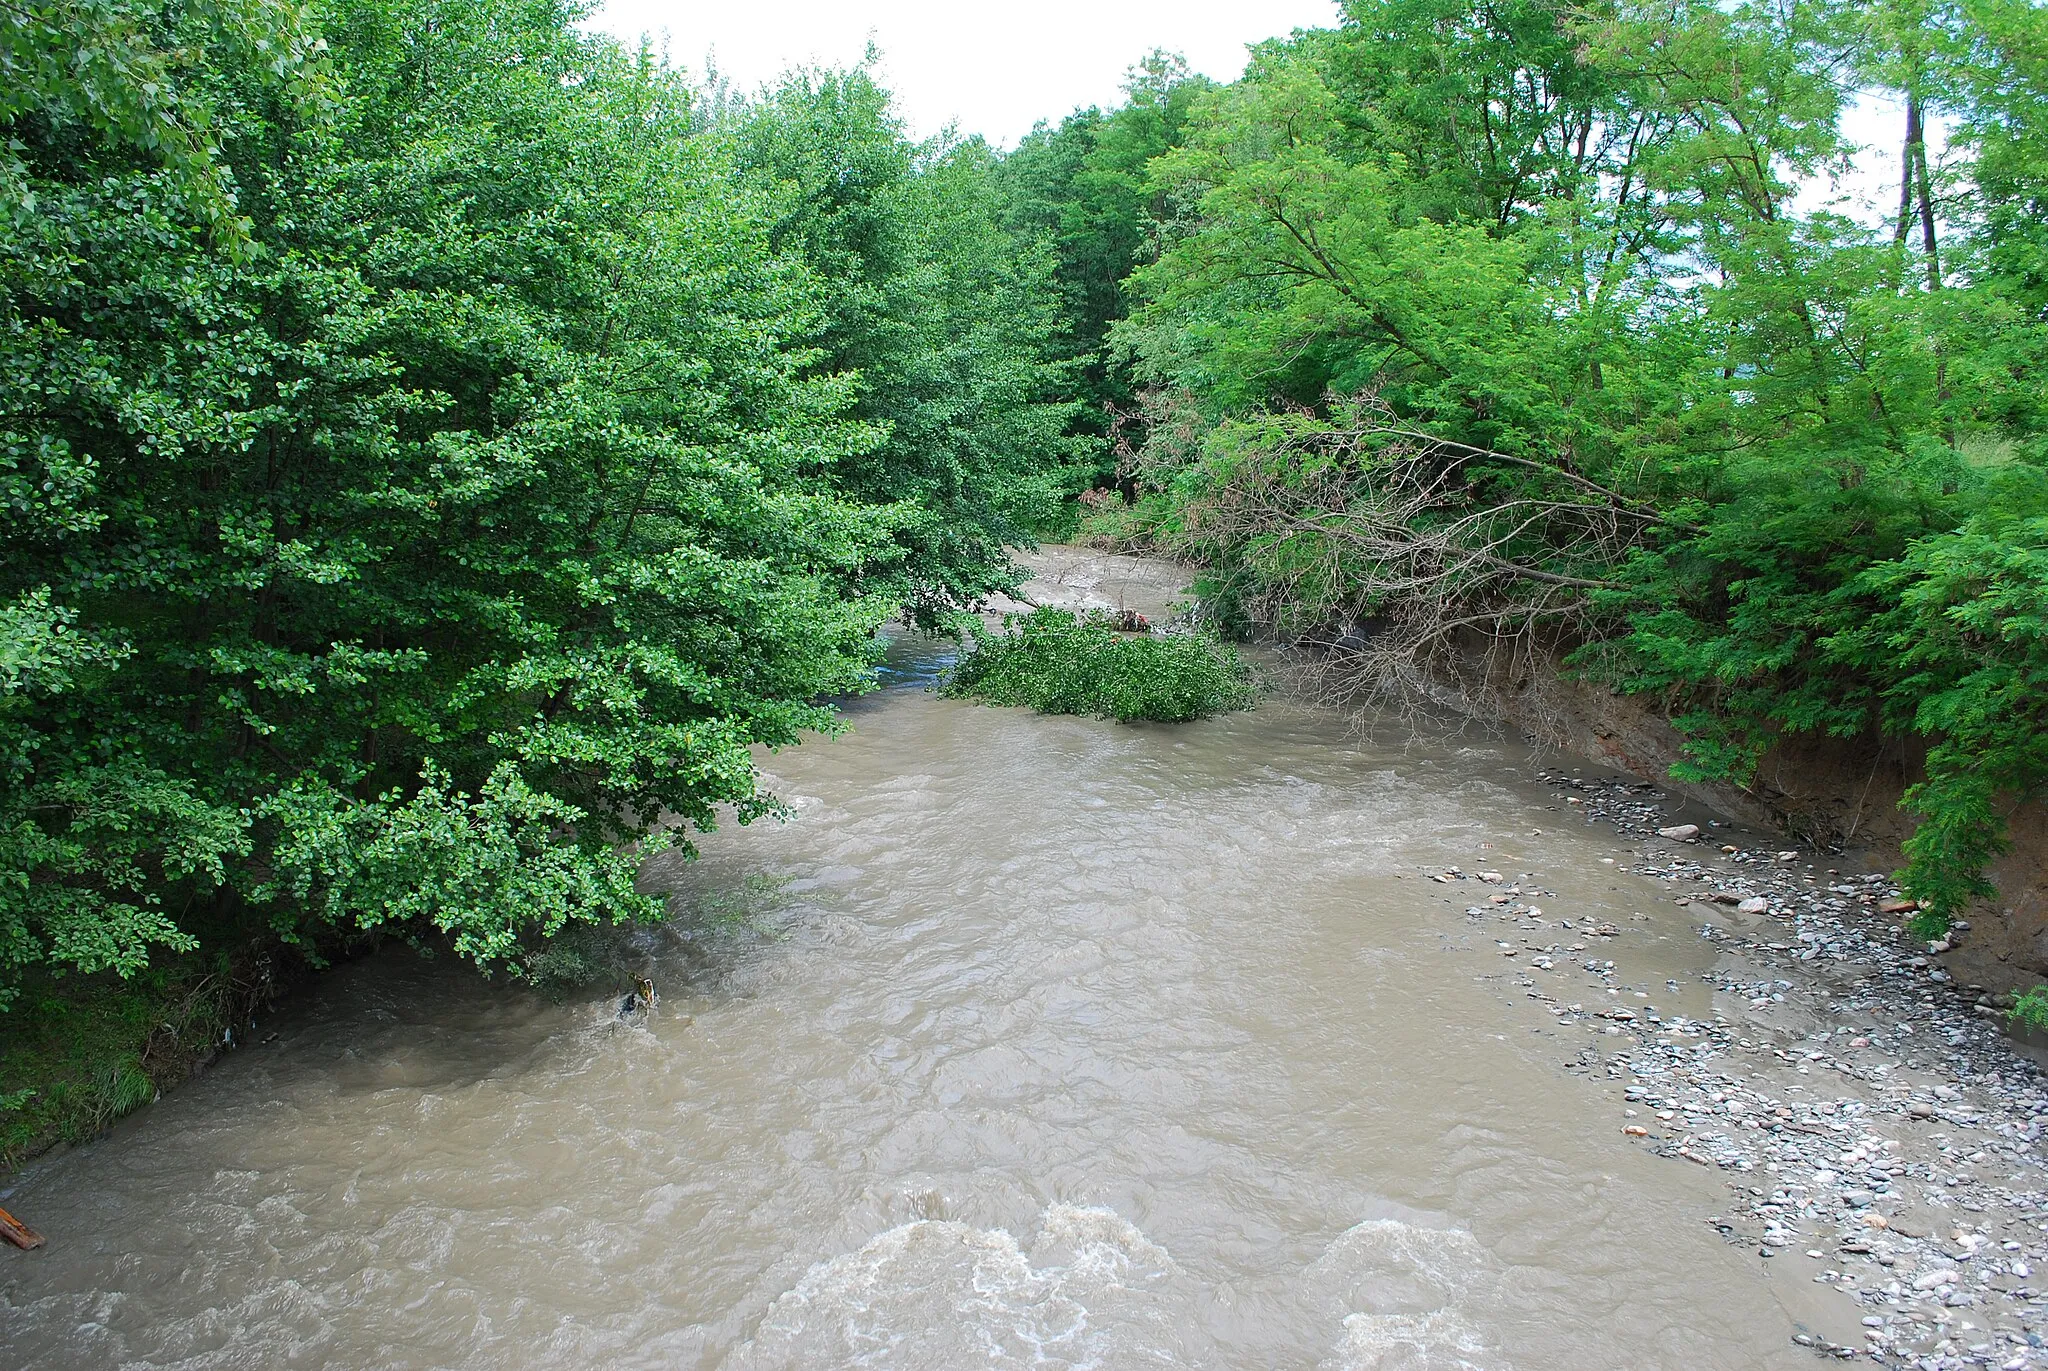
<box><xmin>1658</xmin><ymin>824</ymin><xmax>1701</xmax><ymax>841</ymax></box>
<box><xmin>1738</xmin><ymin>896</ymin><xmax>1769</xmax><ymax>914</ymax></box>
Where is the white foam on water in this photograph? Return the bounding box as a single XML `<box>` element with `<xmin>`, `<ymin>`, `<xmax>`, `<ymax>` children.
<box><xmin>722</xmin><ymin>1204</ymin><xmax>1179</xmax><ymax>1370</ymax></box>
<box><xmin>1329</xmin><ymin>1308</ymin><xmax>1497</xmax><ymax>1371</ymax></box>
<box><xmin>1309</xmin><ymin>1218</ymin><xmax>1512</xmax><ymax>1371</ymax></box>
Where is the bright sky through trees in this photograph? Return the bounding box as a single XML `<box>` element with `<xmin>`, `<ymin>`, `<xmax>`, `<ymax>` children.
<box><xmin>585</xmin><ymin>0</ymin><xmax>1341</xmax><ymax>145</ymax></box>
<box><xmin>589</xmin><ymin>1</ymin><xmax>1936</xmax><ymax>227</ymax></box>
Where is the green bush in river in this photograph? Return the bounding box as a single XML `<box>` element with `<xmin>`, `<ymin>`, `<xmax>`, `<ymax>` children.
<box><xmin>941</xmin><ymin>607</ymin><xmax>1255</xmax><ymax>723</ymax></box>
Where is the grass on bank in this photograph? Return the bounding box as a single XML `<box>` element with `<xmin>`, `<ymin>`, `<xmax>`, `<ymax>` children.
<box><xmin>941</xmin><ymin>606</ymin><xmax>1255</xmax><ymax>723</ymax></box>
<box><xmin>0</xmin><ymin>941</ymin><xmax>308</xmax><ymax>1171</ymax></box>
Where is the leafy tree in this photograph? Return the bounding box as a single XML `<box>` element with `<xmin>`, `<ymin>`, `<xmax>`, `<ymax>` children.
<box><xmin>998</xmin><ymin>52</ymin><xmax>1214</xmax><ymax>461</ymax></box>
<box><xmin>726</xmin><ymin>65</ymin><xmax>1082</xmax><ymax>623</ymax></box>
<box><xmin>0</xmin><ymin>0</ymin><xmax>329</xmax><ymax>244</ymax></box>
<box><xmin>1833</xmin><ymin>484</ymin><xmax>2048</xmax><ymax>921</ymax></box>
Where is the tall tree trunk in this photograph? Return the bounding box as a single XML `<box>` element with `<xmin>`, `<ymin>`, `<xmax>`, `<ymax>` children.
<box><xmin>1897</xmin><ymin>91</ymin><xmax>1941</xmax><ymax>289</ymax></box>
<box><xmin>1914</xmin><ymin>124</ymin><xmax>1941</xmax><ymax>289</ymax></box>
<box><xmin>1896</xmin><ymin>94</ymin><xmax>1919</xmax><ymax>249</ymax></box>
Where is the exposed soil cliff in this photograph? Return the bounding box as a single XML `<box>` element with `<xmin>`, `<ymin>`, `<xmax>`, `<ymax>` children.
<box><xmin>1450</xmin><ymin>638</ymin><xmax>2048</xmax><ymax>990</ymax></box>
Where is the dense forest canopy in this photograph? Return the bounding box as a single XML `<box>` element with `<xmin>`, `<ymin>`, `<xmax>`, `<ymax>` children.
<box><xmin>2</xmin><ymin>0</ymin><xmax>2046</xmax><ymax>1024</ymax></box>
<box><xmin>996</xmin><ymin>51</ymin><xmax>1216</xmax><ymax>459</ymax></box>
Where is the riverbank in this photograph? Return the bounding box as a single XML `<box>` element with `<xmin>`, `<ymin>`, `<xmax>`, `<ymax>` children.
<box><xmin>1483</xmin><ymin>767</ymin><xmax>2048</xmax><ymax>1368</ymax></box>
<box><xmin>1437</xmin><ymin>632</ymin><xmax>2048</xmax><ymax>989</ymax></box>
<box><xmin>0</xmin><ymin>550</ymin><xmax>1172</xmax><ymax>1185</ymax></box>
<box><xmin>8</xmin><ymin>546</ymin><xmax>2046</xmax><ymax>1369</ymax></box>
<box><xmin>1053</xmin><ymin>544</ymin><xmax>2048</xmax><ymax>1366</ymax></box>
<box><xmin>0</xmin><ymin>940</ymin><xmax>319</xmax><ymax>1173</ymax></box>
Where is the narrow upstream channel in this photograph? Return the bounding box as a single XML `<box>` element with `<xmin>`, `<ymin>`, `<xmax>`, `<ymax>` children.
<box><xmin>2</xmin><ymin>550</ymin><xmax>1873</xmax><ymax>1368</ymax></box>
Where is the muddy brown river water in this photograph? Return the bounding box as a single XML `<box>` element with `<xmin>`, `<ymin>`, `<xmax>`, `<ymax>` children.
<box><xmin>0</xmin><ymin>551</ymin><xmax>1867</xmax><ymax>1368</ymax></box>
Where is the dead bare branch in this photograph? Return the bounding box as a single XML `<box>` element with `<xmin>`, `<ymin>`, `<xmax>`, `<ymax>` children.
<box><xmin>1107</xmin><ymin>386</ymin><xmax>1656</xmax><ymax>722</ymax></box>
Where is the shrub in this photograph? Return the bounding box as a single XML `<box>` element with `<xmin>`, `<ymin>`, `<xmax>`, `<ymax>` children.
<box><xmin>2011</xmin><ymin>986</ymin><xmax>2048</xmax><ymax>1033</ymax></box>
<box><xmin>941</xmin><ymin>607</ymin><xmax>1255</xmax><ymax>723</ymax></box>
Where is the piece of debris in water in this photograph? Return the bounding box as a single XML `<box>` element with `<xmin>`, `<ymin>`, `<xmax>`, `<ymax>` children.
<box><xmin>0</xmin><ymin>1205</ymin><xmax>45</xmax><ymax>1250</ymax></box>
<box><xmin>620</xmin><ymin>976</ymin><xmax>658</xmax><ymax>1019</ymax></box>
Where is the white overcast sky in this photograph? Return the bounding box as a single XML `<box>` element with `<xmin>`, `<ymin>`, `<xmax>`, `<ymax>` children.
<box><xmin>584</xmin><ymin>0</ymin><xmax>1342</xmax><ymax>147</ymax></box>
<box><xmin>583</xmin><ymin>0</ymin><xmax>1928</xmax><ymax>228</ymax></box>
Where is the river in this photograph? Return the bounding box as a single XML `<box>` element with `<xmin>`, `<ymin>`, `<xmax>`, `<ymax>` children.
<box><xmin>0</xmin><ymin>549</ymin><xmax>1863</xmax><ymax>1368</ymax></box>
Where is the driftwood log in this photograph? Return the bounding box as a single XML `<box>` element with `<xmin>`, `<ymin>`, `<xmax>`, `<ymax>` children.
<box><xmin>0</xmin><ymin>1205</ymin><xmax>45</xmax><ymax>1250</ymax></box>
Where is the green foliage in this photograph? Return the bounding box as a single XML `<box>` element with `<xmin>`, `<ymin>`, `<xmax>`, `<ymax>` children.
<box><xmin>0</xmin><ymin>0</ymin><xmax>331</xmax><ymax>245</ymax></box>
<box><xmin>256</xmin><ymin>764</ymin><xmax>668</xmax><ymax>971</ymax></box>
<box><xmin>942</xmin><ymin>606</ymin><xmax>1255</xmax><ymax>723</ymax></box>
<box><xmin>1074</xmin><ymin>490</ymin><xmax>1180</xmax><ymax>550</ymax></box>
<box><xmin>726</xmin><ymin>64</ymin><xmax>1085</xmax><ymax>622</ymax></box>
<box><xmin>2012</xmin><ymin>984</ymin><xmax>2048</xmax><ymax>1032</ymax></box>
<box><xmin>519</xmin><ymin>931</ymin><xmax>613</xmax><ymax>1001</ymax></box>
<box><xmin>0</xmin><ymin>937</ymin><xmax>294</xmax><ymax>1166</ymax></box>
<box><xmin>998</xmin><ymin>52</ymin><xmax>1214</xmax><ymax>465</ymax></box>
<box><xmin>680</xmin><ymin>871</ymin><xmax>796</xmax><ymax>936</ymax></box>
<box><xmin>1836</xmin><ymin>485</ymin><xmax>2048</xmax><ymax>925</ymax></box>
